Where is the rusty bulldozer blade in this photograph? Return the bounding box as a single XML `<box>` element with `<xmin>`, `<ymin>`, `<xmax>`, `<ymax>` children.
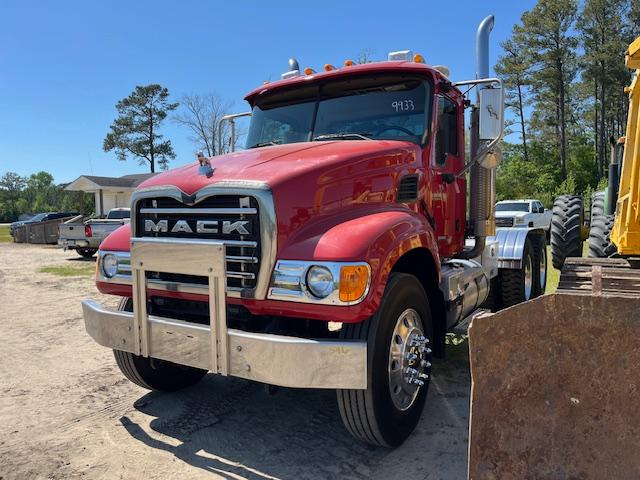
<box><xmin>468</xmin><ymin>262</ymin><xmax>640</xmax><ymax>479</ymax></box>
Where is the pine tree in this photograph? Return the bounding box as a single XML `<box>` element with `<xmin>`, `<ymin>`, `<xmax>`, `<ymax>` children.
<box><xmin>496</xmin><ymin>33</ymin><xmax>531</xmax><ymax>162</ymax></box>
<box><xmin>517</xmin><ymin>0</ymin><xmax>578</xmax><ymax>179</ymax></box>
<box><xmin>577</xmin><ymin>0</ymin><xmax>634</xmax><ymax>179</ymax></box>
<box><xmin>104</xmin><ymin>84</ymin><xmax>178</xmax><ymax>173</ymax></box>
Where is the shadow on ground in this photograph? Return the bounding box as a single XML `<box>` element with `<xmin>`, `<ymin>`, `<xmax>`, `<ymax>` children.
<box><xmin>120</xmin><ymin>339</ymin><xmax>471</xmax><ymax>480</ymax></box>
<box><xmin>66</xmin><ymin>255</ymin><xmax>96</xmax><ymax>262</ymax></box>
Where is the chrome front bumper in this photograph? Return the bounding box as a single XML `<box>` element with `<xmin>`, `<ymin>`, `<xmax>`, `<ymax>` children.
<box><xmin>82</xmin><ymin>237</ymin><xmax>367</xmax><ymax>390</ymax></box>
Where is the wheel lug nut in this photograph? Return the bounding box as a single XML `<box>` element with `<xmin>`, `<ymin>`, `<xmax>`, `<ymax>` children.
<box><xmin>419</xmin><ymin>373</ymin><xmax>429</xmax><ymax>380</ymax></box>
<box><xmin>413</xmin><ymin>379</ymin><xmax>425</xmax><ymax>387</ymax></box>
<box><xmin>405</xmin><ymin>353</ymin><xmax>418</xmax><ymax>361</ymax></box>
<box><xmin>405</xmin><ymin>367</ymin><xmax>418</xmax><ymax>376</ymax></box>
<box><xmin>421</xmin><ymin>360</ymin><xmax>431</xmax><ymax>368</ymax></box>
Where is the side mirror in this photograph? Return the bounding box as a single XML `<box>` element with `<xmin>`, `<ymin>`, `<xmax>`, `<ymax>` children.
<box><xmin>218</xmin><ymin>112</ymin><xmax>252</xmax><ymax>154</ymax></box>
<box><xmin>479</xmin><ymin>87</ymin><xmax>504</xmax><ymax>142</ymax></box>
<box><xmin>540</xmin><ymin>207</ymin><xmax>545</xmax><ymax>213</ymax></box>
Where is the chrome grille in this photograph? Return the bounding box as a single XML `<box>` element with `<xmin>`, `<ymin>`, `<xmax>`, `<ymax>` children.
<box><xmin>495</xmin><ymin>217</ymin><xmax>514</xmax><ymax>228</ymax></box>
<box><xmin>136</xmin><ymin>195</ymin><xmax>260</xmax><ymax>291</ymax></box>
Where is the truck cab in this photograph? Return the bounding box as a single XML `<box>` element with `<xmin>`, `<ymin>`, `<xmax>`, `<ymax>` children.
<box><xmin>82</xmin><ymin>17</ymin><xmax>547</xmax><ymax>448</ymax></box>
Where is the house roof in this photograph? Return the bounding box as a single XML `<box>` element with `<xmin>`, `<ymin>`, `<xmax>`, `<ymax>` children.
<box><xmin>65</xmin><ymin>173</ymin><xmax>155</xmax><ymax>191</ymax></box>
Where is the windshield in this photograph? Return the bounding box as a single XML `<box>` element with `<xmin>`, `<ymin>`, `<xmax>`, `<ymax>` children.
<box><xmin>246</xmin><ymin>75</ymin><xmax>431</xmax><ymax>148</ymax></box>
<box><xmin>496</xmin><ymin>202</ymin><xmax>530</xmax><ymax>213</ymax></box>
<box><xmin>108</xmin><ymin>210</ymin><xmax>131</xmax><ymax>219</ymax></box>
<box><xmin>28</xmin><ymin>213</ymin><xmax>47</xmax><ymax>222</ymax></box>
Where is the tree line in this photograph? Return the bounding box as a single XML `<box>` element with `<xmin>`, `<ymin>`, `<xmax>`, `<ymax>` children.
<box><xmin>495</xmin><ymin>0</ymin><xmax>640</xmax><ymax>207</ymax></box>
<box><xmin>0</xmin><ymin>171</ymin><xmax>93</xmax><ymax>223</ymax></box>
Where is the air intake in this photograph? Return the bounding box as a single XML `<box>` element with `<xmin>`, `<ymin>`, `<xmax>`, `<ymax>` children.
<box><xmin>397</xmin><ymin>174</ymin><xmax>419</xmax><ymax>202</ymax></box>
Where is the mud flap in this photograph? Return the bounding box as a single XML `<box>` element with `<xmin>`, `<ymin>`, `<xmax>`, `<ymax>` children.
<box><xmin>468</xmin><ymin>293</ymin><xmax>640</xmax><ymax>479</ymax></box>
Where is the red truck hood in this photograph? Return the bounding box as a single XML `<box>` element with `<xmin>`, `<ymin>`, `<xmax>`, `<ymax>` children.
<box><xmin>138</xmin><ymin>140</ymin><xmax>419</xmax><ymax>194</ymax></box>
<box><xmin>120</xmin><ymin>139</ymin><xmax>423</xmax><ymax>261</ymax></box>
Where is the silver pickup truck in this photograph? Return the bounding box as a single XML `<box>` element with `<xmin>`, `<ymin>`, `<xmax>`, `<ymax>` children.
<box><xmin>58</xmin><ymin>208</ymin><xmax>130</xmax><ymax>257</ymax></box>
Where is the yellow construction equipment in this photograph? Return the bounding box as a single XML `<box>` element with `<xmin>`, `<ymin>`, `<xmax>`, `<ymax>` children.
<box><xmin>611</xmin><ymin>36</ymin><xmax>640</xmax><ymax>254</ymax></box>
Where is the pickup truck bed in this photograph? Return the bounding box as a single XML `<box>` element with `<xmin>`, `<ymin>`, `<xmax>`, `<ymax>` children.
<box><xmin>58</xmin><ymin>210</ymin><xmax>130</xmax><ymax>257</ymax></box>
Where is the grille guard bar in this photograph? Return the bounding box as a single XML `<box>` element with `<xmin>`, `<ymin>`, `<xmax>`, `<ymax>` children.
<box><xmin>83</xmin><ymin>237</ymin><xmax>367</xmax><ymax>389</ymax></box>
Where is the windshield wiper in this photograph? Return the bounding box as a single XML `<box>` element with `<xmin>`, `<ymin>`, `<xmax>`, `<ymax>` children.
<box><xmin>248</xmin><ymin>140</ymin><xmax>281</xmax><ymax>149</ymax></box>
<box><xmin>313</xmin><ymin>133</ymin><xmax>372</xmax><ymax>141</ymax></box>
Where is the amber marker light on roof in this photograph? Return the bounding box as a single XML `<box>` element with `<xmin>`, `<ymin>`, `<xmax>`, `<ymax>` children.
<box><xmin>304</xmin><ymin>67</ymin><xmax>315</xmax><ymax>75</ymax></box>
<box><xmin>414</xmin><ymin>53</ymin><xmax>425</xmax><ymax>63</ymax></box>
<box><xmin>344</xmin><ymin>59</ymin><xmax>354</xmax><ymax>66</ymax></box>
<box><xmin>339</xmin><ymin>265</ymin><xmax>369</xmax><ymax>302</ymax></box>
<box><xmin>324</xmin><ymin>64</ymin><xmax>335</xmax><ymax>71</ymax></box>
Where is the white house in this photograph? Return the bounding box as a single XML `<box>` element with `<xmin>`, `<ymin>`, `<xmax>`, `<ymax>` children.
<box><xmin>64</xmin><ymin>173</ymin><xmax>155</xmax><ymax>216</ymax></box>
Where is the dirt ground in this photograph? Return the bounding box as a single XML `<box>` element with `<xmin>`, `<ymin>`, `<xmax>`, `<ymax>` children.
<box><xmin>0</xmin><ymin>242</ymin><xmax>470</xmax><ymax>480</ymax></box>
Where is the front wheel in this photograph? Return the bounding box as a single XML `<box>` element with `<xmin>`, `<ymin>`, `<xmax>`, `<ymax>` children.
<box><xmin>550</xmin><ymin>195</ymin><xmax>584</xmax><ymax>270</ymax></box>
<box><xmin>113</xmin><ymin>298</ymin><xmax>208</xmax><ymax>392</ymax></box>
<box><xmin>336</xmin><ymin>273</ymin><xmax>433</xmax><ymax>447</ymax></box>
<box><xmin>588</xmin><ymin>214</ymin><xmax>616</xmax><ymax>258</ymax></box>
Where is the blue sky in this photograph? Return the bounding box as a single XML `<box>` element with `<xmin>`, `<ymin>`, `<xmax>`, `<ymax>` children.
<box><xmin>0</xmin><ymin>0</ymin><xmax>536</xmax><ymax>184</ymax></box>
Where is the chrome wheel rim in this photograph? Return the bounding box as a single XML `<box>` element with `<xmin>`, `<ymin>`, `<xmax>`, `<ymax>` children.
<box><xmin>388</xmin><ymin>308</ymin><xmax>431</xmax><ymax>411</ymax></box>
<box><xmin>539</xmin><ymin>248</ymin><xmax>547</xmax><ymax>290</ymax></box>
<box><xmin>524</xmin><ymin>254</ymin><xmax>533</xmax><ymax>300</ymax></box>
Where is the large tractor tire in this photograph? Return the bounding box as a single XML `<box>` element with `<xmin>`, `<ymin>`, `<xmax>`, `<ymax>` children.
<box><xmin>113</xmin><ymin>298</ymin><xmax>208</xmax><ymax>392</ymax></box>
<box><xmin>336</xmin><ymin>273</ymin><xmax>433</xmax><ymax>447</ymax></box>
<box><xmin>500</xmin><ymin>237</ymin><xmax>536</xmax><ymax>307</ymax></box>
<box><xmin>550</xmin><ymin>195</ymin><xmax>584</xmax><ymax>270</ymax></box>
<box><xmin>590</xmin><ymin>191</ymin><xmax>605</xmax><ymax>224</ymax></box>
<box><xmin>588</xmin><ymin>214</ymin><xmax>616</xmax><ymax>258</ymax></box>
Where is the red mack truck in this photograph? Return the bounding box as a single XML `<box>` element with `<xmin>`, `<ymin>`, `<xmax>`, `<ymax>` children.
<box><xmin>82</xmin><ymin>15</ymin><xmax>547</xmax><ymax>447</ymax></box>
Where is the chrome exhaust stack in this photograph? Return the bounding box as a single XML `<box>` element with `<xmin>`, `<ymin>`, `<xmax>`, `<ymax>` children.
<box><xmin>457</xmin><ymin>15</ymin><xmax>500</xmax><ymax>259</ymax></box>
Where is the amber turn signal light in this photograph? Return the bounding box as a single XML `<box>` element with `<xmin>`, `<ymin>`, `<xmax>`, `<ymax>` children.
<box><xmin>344</xmin><ymin>59</ymin><xmax>354</xmax><ymax>66</ymax></box>
<box><xmin>413</xmin><ymin>53</ymin><xmax>425</xmax><ymax>63</ymax></box>
<box><xmin>339</xmin><ymin>265</ymin><xmax>369</xmax><ymax>302</ymax></box>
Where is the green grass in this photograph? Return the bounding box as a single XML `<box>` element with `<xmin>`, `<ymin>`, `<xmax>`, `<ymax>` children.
<box><xmin>0</xmin><ymin>225</ymin><xmax>11</xmax><ymax>243</ymax></box>
<box><xmin>545</xmin><ymin>241</ymin><xmax>589</xmax><ymax>294</ymax></box>
<box><xmin>39</xmin><ymin>263</ymin><xmax>95</xmax><ymax>277</ymax></box>
<box><xmin>545</xmin><ymin>245</ymin><xmax>560</xmax><ymax>294</ymax></box>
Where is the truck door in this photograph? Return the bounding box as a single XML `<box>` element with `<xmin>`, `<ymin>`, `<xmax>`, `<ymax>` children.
<box><xmin>430</xmin><ymin>94</ymin><xmax>465</xmax><ymax>256</ymax></box>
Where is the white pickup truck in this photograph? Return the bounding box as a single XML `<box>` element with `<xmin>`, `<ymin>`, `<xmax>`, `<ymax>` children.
<box><xmin>495</xmin><ymin>199</ymin><xmax>552</xmax><ymax>239</ymax></box>
<box><xmin>58</xmin><ymin>208</ymin><xmax>131</xmax><ymax>258</ymax></box>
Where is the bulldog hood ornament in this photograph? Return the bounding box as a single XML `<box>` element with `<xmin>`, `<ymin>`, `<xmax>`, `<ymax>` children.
<box><xmin>197</xmin><ymin>151</ymin><xmax>214</xmax><ymax>178</ymax></box>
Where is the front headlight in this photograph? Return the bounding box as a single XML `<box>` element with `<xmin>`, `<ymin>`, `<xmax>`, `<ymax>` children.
<box><xmin>101</xmin><ymin>253</ymin><xmax>118</xmax><ymax>278</ymax></box>
<box><xmin>306</xmin><ymin>265</ymin><xmax>335</xmax><ymax>298</ymax></box>
<box><xmin>514</xmin><ymin>216</ymin><xmax>526</xmax><ymax>225</ymax></box>
<box><xmin>269</xmin><ymin>261</ymin><xmax>371</xmax><ymax>305</ymax></box>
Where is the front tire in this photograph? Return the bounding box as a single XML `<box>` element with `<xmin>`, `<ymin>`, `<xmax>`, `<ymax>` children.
<box><xmin>550</xmin><ymin>195</ymin><xmax>584</xmax><ymax>270</ymax></box>
<box><xmin>113</xmin><ymin>298</ymin><xmax>208</xmax><ymax>392</ymax></box>
<box><xmin>588</xmin><ymin>214</ymin><xmax>616</xmax><ymax>258</ymax></box>
<box><xmin>336</xmin><ymin>273</ymin><xmax>433</xmax><ymax>447</ymax></box>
